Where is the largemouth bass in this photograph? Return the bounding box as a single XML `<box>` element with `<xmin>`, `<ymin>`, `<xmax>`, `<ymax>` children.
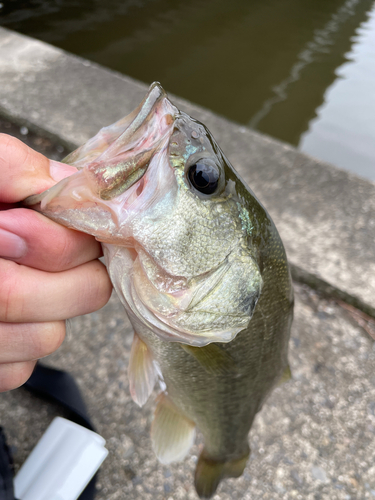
<box><xmin>25</xmin><ymin>83</ymin><xmax>293</xmax><ymax>498</ymax></box>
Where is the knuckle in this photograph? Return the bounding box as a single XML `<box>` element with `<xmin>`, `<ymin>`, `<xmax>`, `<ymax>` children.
<box><xmin>0</xmin><ymin>134</ymin><xmax>29</xmax><ymax>172</ymax></box>
<box><xmin>0</xmin><ymin>361</ymin><xmax>36</xmax><ymax>392</ymax></box>
<box><xmin>0</xmin><ymin>133</ymin><xmax>20</xmax><ymax>152</ymax></box>
<box><xmin>69</xmin><ymin>260</ymin><xmax>112</xmax><ymax>317</ymax></box>
<box><xmin>0</xmin><ymin>261</ymin><xmax>21</xmax><ymax>322</ymax></box>
<box><xmin>41</xmin><ymin>321</ymin><xmax>66</xmax><ymax>356</ymax></box>
<box><xmin>47</xmin><ymin>230</ymin><xmax>90</xmax><ymax>272</ymax></box>
<box><xmin>89</xmin><ymin>261</ymin><xmax>113</xmax><ymax>309</ymax></box>
<box><xmin>56</xmin><ymin>231</ymin><xmax>102</xmax><ymax>271</ymax></box>
<box><xmin>28</xmin><ymin>321</ymin><xmax>66</xmax><ymax>359</ymax></box>
<box><xmin>57</xmin><ymin>232</ymin><xmax>78</xmax><ymax>270</ymax></box>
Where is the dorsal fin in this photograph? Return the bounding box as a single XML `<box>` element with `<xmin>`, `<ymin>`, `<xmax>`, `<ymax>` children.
<box><xmin>127</xmin><ymin>332</ymin><xmax>158</xmax><ymax>407</ymax></box>
<box><xmin>151</xmin><ymin>393</ymin><xmax>195</xmax><ymax>464</ymax></box>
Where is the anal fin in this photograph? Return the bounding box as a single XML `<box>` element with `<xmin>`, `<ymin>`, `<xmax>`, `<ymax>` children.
<box><xmin>128</xmin><ymin>332</ymin><xmax>157</xmax><ymax>407</ymax></box>
<box><xmin>151</xmin><ymin>393</ymin><xmax>195</xmax><ymax>464</ymax></box>
<box><xmin>194</xmin><ymin>448</ymin><xmax>250</xmax><ymax>499</ymax></box>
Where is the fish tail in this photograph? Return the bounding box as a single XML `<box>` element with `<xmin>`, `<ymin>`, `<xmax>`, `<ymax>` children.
<box><xmin>194</xmin><ymin>447</ymin><xmax>250</xmax><ymax>498</ymax></box>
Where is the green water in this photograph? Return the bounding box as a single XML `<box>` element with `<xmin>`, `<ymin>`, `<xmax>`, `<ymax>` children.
<box><xmin>1</xmin><ymin>0</ymin><xmax>374</xmax><ymax>179</ymax></box>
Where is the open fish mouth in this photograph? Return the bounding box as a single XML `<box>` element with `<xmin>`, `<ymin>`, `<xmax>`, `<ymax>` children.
<box><xmin>82</xmin><ymin>82</ymin><xmax>177</xmax><ymax>201</ymax></box>
<box><xmin>24</xmin><ymin>82</ymin><xmax>177</xmax><ymax>208</ymax></box>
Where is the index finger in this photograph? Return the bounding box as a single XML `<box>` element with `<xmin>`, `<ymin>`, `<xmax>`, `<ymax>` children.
<box><xmin>0</xmin><ymin>134</ymin><xmax>77</xmax><ymax>203</ymax></box>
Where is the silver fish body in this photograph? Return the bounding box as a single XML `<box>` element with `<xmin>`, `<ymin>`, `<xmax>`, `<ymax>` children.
<box><xmin>25</xmin><ymin>83</ymin><xmax>293</xmax><ymax>498</ymax></box>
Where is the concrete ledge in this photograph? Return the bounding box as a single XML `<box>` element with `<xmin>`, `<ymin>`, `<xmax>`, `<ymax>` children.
<box><xmin>0</xmin><ymin>27</ymin><xmax>373</xmax><ymax>315</ymax></box>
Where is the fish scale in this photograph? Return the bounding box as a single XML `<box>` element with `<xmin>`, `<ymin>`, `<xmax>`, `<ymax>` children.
<box><xmin>133</xmin><ymin>189</ymin><xmax>240</xmax><ymax>277</ymax></box>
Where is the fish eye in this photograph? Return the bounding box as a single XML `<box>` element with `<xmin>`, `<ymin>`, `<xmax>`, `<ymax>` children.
<box><xmin>187</xmin><ymin>159</ymin><xmax>220</xmax><ymax>195</ymax></box>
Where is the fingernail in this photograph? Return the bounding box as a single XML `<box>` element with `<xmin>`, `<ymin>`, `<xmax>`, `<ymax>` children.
<box><xmin>50</xmin><ymin>160</ymin><xmax>77</xmax><ymax>182</ymax></box>
<box><xmin>0</xmin><ymin>228</ymin><xmax>27</xmax><ymax>259</ymax></box>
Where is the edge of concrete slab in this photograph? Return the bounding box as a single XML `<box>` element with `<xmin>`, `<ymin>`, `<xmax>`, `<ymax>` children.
<box><xmin>291</xmin><ymin>265</ymin><xmax>375</xmax><ymax>318</ymax></box>
<box><xmin>0</xmin><ymin>26</ymin><xmax>374</xmax><ymax>317</ymax></box>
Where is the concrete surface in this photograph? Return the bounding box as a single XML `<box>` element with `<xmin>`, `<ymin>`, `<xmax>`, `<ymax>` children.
<box><xmin>1</xmin><ymin>284</ymin><xmax>375</xmax><ymax>500</ymax></box>
<box><xmin>0</xmin><ymin>26</ymin><xmax>375</xmax><ymax>500</ymax></box>
<box><xmin>0</xmin><ymin>27</ymin><xmax>373</xmax><ymax>316</ymax></box>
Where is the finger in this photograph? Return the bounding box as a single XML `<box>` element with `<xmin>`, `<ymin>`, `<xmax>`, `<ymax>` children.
<box><xmin>0</xmin><ymin>360</ymin><xmax>36</xmax><ymax>392</ymax></box>
<box><xmin>0</xmin><ymin>134</ymin><xmax>77</xmax><ymax>203</ymax></box>
<box><xmin>0</xmin><ymin>321</ymin><xmax>65</xmax><ymax>363</ymax></box>
<box><xmin>0</xmin><ymin>258</ymin><xmax>112</xmax><ymax>323</ymax></box>
<box><xmin>0</xmin><ymin>208</ymin><xmax>102</xmax><ymax>271</ymax></box>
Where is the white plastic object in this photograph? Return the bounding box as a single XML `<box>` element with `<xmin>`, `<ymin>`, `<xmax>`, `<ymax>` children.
<box><xmin>14</xmin><ymin>416</ymin><xmax>108</xmax><ymax>500</ymax></box>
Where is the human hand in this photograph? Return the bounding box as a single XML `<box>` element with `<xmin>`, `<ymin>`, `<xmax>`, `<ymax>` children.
<box><xmin>0</xmin><ymin>134</ymin><xmax>112</xmax><ymax>391</ymax></box>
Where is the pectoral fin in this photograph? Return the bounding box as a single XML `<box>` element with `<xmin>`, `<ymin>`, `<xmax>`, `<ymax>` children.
<box><xmin>128</xmin><ymin>333</ymin><xmax>157</xmax><ymax>407</ymax></box>
<box><xmin>151</xmin><ymin>393</ymin><xmax>195</xmax><ymax>464</ymax></box>
<box><xmin>181</xmin><ymin>344</ymin><xmax>239</xmax><ymax>376</ymax></box>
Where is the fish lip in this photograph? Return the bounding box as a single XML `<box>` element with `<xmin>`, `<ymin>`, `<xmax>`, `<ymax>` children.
<box><xmin>127</xmin><ymin>81</ymin><xmax>177</xmax><ymax>144</ymax></box>
<box><xmin>123</xmin><ymin>82</ymin><xmax>169</xmax><ymax>139</ymax></box>
<box><xmin>85</xmin><ymin>82</ymin><xmax>177</xmax><ymax>201</ymax></box>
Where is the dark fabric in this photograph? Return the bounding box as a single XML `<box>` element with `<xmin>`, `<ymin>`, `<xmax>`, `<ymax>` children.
<box><xmin>24</xmin><ymin>364</ymin><xmax>95</xmax><ymax>432</ymax></box>
<box><xmin>0</xmin><ymin>427</ymin><xmax>16</xmax><ymax>500</ymax></box>
<box><xmin>0</xmin><ymin>363</ymin><xmax>96</xmax><ymax>500</ymax></box>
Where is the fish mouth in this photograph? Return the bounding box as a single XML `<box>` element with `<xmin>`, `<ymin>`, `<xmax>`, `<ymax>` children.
<box><xmin>24</xmin><ymin>82</ymin><xmax>177</xmax><ymax>209</ymax></box>
<box><xmin>84</xmin><ymin>82</ymin><xmax>177</xmax><ymax>201</ymax></box>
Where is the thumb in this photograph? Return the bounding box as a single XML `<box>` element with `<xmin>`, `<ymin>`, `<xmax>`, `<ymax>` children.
<box><xmin>0</xmin><ymin>134</ymin><xmax>77</xmax><ymax>203</ymax></box>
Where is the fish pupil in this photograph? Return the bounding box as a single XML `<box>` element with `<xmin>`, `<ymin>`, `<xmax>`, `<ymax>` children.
<box><xmin>188</xmin><ymin>161</ymin><xmax>219</xmax><ymax>194</ymax></box>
